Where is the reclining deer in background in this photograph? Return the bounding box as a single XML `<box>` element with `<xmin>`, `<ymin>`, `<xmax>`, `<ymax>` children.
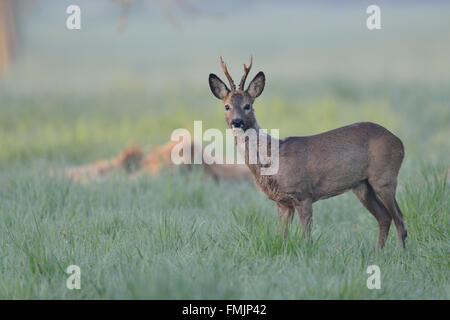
<box><xmin>208</xmin><ymin>56</ymin><xmax>408</xmax><ymax>249</ymax></box>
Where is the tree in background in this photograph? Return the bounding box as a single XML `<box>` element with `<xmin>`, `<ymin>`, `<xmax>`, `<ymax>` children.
<box><xmin>0</xmin><ymin>0</ymin><xmax>16</xmax><ymax>77</ymax></box>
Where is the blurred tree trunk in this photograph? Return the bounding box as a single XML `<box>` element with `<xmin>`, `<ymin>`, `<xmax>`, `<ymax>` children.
<box><xmin>0</xmin><ymin>0</ymin><xmax>16</xmax><ymax>77</ymax></box>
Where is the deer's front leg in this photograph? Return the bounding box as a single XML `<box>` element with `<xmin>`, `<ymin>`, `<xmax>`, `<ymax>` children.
<box><xmin>277</xmin><ymin>203</ymin><xmax>294</xmax><ymax>238</ymax></box>
<box><xmin>294</xmin><ymin>199</ymin><xmax>313</xmax><ymax>240</ymax></box>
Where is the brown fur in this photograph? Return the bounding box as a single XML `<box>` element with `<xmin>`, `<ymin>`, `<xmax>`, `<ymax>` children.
<box><xmin>52</xmin><ymin>135</ymin><xmax>252</xmax><ymax>184</ymax></box>
<box><xmin>209</xmin><ymin>57</ymin><xmax>408</xmax><ymax>249</ymax></box>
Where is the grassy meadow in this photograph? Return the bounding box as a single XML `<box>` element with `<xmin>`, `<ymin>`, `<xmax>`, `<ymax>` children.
<box><xmin>0</xmin><ymin>1</ymin><xmax>449</xmax><ymax>299</ymax></box>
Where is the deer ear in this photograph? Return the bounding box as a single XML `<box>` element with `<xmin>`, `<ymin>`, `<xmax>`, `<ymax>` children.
<box><xmin>246</xmin><ymin>71</ymin><xmax>265</xmax><ymax>98</ymax></box>
<box><xmin>209</xmin><ymin>73</ymin><xmax>230</xmax><ymax>100</ymax></box>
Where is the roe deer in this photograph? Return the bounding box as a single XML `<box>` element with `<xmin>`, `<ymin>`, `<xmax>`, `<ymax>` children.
<box><xmin>208</xmin><ymin>56</ymin><xmax>408</xmax><ymax>249</ymax></box>
<box><xmin>53</xmin><ymin>136</ymin><xmax>252</xmax><ymax>184</ymax></box>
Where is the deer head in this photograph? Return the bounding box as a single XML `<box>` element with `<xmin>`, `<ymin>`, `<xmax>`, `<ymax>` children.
<box><xmin>209</xmin><ymin>56</ymin><xmax>265</xmax><ymax>131</ymax></box>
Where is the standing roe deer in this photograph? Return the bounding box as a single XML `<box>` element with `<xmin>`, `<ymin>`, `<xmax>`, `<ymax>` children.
<box><xmin>208</xmin><ymin>56</ymin><xmax>408</xmax><ymax>249</ymax></box>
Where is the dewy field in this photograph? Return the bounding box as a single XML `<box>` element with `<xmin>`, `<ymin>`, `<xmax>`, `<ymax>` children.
<box><xmin>0</xmin><ymin>1</ymin><xmax>449</xmax><ymax>299</ymax></box>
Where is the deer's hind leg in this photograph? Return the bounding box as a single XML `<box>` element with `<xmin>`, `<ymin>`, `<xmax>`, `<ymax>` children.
<box><xmin>277</xmin><ymin>203</ymin><xmax>294</xmax><ymax>238</ymax></box>
<box><xmin>353</xmin><ymin>181</ymin><xmax>392</xmax><ymax>249</ymax></box>
<box><xmin>370</xmin><ymin>180</ymin><xmax>408</xmax><ymax>248</ymax></box>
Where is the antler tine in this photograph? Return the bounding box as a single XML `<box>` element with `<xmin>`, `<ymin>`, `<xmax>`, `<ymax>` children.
<box><xmin>220</xmin><ymin>56</ymin><xmax>236</xmax><ymax>91</ymax></box>
<box><xmin>238</xmin><ymin>55</ymin><xmax>253</xmax><ymax>91</ymax></box>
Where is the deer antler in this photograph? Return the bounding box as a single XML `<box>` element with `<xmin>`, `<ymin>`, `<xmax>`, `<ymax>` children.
<box><xmin>220</xmin><ymin>56</ymin><xmax>236</xmax><ymax>91</ymax></box>
<box><xmin>238</xmin><ymin>55</ymin><xmax>253</xmax><ymax>91</ymax></box>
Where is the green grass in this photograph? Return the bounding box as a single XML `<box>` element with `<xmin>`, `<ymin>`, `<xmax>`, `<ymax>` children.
<box><xmin>0</xmin><ymin>164</ymin><xmax>448</xmax><ymax>299</ymax></box>
<box><xmin>0</xmin><ymin>2</ymin><xmax>449</xmax><ymax>299</ymax></box>
<box><xmin>0</xmin><ymin>85</ymin><xmax>448</xmax><ymax>299</ymax></box>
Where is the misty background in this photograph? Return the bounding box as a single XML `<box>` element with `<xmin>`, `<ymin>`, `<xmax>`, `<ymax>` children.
<box><xmin>0</xmin><ymin>0</ymin><xmax>449</xmax><ymax>170</ymax></box>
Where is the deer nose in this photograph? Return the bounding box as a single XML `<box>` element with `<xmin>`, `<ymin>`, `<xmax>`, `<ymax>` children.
<box><xmin>231</xmin><ymin>119</ymin><xmax>244</xmax><ymax>128</ymax></box>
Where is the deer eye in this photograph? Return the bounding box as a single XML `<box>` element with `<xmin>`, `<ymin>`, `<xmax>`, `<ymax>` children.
<box><xmin>244</xmin><ymin>104</ymin><xmax>251</xmax><ymax>111</ymax></box>
<box><xmin>225</xmin><ymin>105</ymin><xmax>230</xmax><ymax>111</ymax></box>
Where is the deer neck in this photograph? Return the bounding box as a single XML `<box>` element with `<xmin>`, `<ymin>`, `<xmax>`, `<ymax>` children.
<box><xmin>234</xmin><ymin>121</ymin><xmax>276</xmax><ymax>178</ymax></box>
